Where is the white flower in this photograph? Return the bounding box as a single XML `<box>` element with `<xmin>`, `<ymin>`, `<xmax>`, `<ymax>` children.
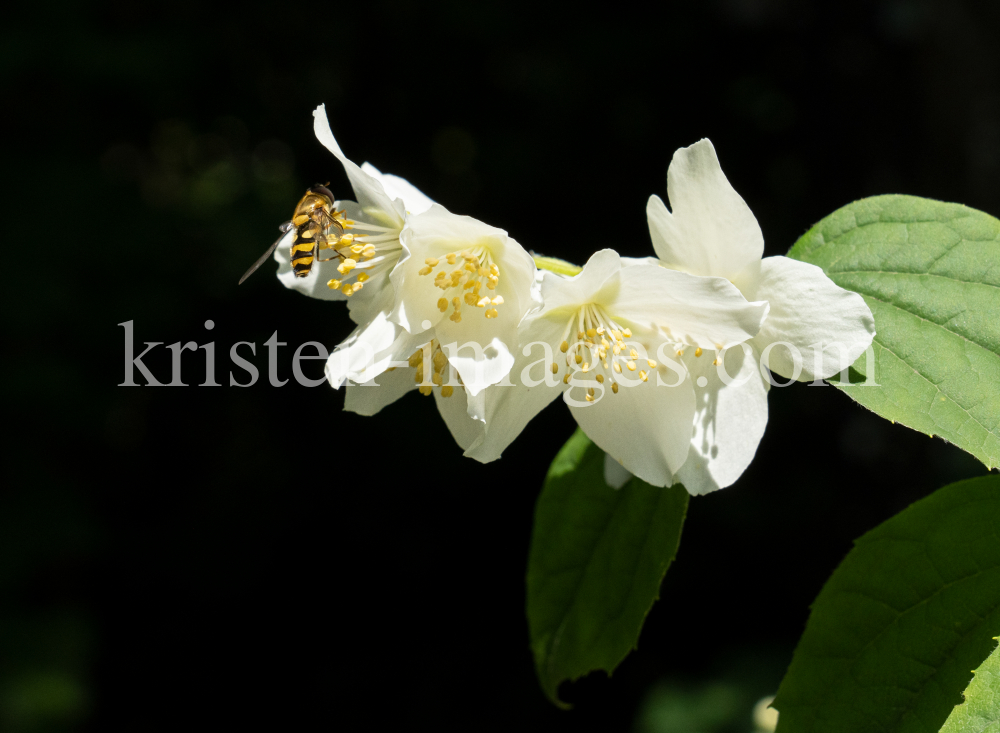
<box><xmin>317</xmin><ymin>155</ymin><xmax>539</xmax><ymax>442</ymax></box>
<box><xmin>386</xmin><ymin>205</ymin><xmax>541</xmax><ymax>395</ymax></box>
<box><xmin>462</xmin><ymin>249</ymin><xmax>769</xmax><ymax>488</ymax></box>
<box><xmin>273</xmin><ymin>104</ymin><xmax>433</xmax><ymax>326</ymax></box>
<box><xmin>642</xmin><ymin>138</ymin><xmax>876</xmax><ymax>495</ymax></box>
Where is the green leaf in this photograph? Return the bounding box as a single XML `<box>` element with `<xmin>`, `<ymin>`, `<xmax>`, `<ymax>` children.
<box><xmin>787</xmin><ymin>195</ymin><xmax>1000</xmax><ymax>469</ymax></box>
<box><xmin>527</xmin><ymin>429</ymin><xmax>689</xmax><ymax>707</ymax></box>
<box><xmin>939</xmin><ymin>637</ymin><xmax>1000</xmax><ymax>733</ymax></box>
<box><xmin>772</xmin><ymin>475</ymin><xmax>1000</xmax><ymax>733</ymax></box>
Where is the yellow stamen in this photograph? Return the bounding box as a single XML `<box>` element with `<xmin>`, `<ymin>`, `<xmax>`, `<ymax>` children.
<box><xmin>551</xmin><ymin>363</ymin><xmax>558</xmax><ymax>374</ymax></box>
<box><xmin>425</xmin><ymin>257</ymin><xmax>439</xmax><ymax>266</ymax></box>
<box><xmin>337</xmin><ymin>258</ymin><xmax>357</xmax><ymax>275</ymax></box>
<box><xmin>596</xmin><ymin>374</ymin><xmax>604</xmax><ymax>383</ymax></box>
<box><xmin>695</xmin><ymin>347</ymin><xmax>703</xmax><ymax>357</ymax></box>
<box><xmin>612</xmin><ymin>382</ymin><xmax>619</xmax><ymax>394</ymax></box>
<box><xmin>647</xmin><ymin>359</ymin><xmax>656</xmax><ymax>368</ymax></box>
<box><xmin>627</xmin><ymin>361</ymin><xmax>636</xmax><ymax>371</ymax></box>
<box><xmin>357</xmin><ymin>272</ymin><xmax>369</xmax><ymax>282</ymax></box>
<box><xmin>418</xmin><ymin>266</ymin><xmax>433</xmax><ymax>276</ymax></box>
<box><xmin>438</xmin><ymin>298</ymin><xmax>448</xmax><ymax>312</ymax></box>
<box><xmin>441</xmin><ymin>385</ymin><xmax>454</xmax><ymax>398</ymax></box>
<box><xmin>560</xmin><ymin>341</ymin><xmax>569</xmax><ymax>353</ymax></box>
<box><xmin>327</xmin><ymin>279</ymin><xmax>341</xmax><ymax>290</ymax></box>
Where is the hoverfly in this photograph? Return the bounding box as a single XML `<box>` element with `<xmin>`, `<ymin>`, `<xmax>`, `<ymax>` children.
<box><xmin>239</xmin><ymin>184</ymin><xmax>346</xmax><ymax>284</ymax></box>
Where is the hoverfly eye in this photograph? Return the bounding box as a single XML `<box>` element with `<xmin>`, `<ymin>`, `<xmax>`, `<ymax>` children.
<box><xmin>312</xmin><ymin>184</ymin><xmax>335</xmax><ymax>202</ymax></box>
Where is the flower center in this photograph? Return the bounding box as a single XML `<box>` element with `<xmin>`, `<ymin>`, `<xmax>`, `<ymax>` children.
<box><xmin>324</xmin><ymin>214</ymin><xmax>402</xmax><ymax>297</ymax></box>
<box><xmin>404</xmin><ymin>339</ymin><xmax>459</xmax><ymax>398</ymax></box>
<box><xmin>417</xmin><ymin>246</ymin><xmax>503</xmax><ymax>323</ymax></box>
<box><xmin>553</xmin><ymin>304</ymin><xmax>661</xmax><ymax>401</ymax></box>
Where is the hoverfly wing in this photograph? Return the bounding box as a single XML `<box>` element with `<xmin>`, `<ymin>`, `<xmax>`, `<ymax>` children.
<box><xmin>238</xmin><ymin>223</ymin><xmax>294</xmax><ymax>285</ymax></box>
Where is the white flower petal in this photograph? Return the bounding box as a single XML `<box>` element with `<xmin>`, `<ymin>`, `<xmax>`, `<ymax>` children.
<box><xmin>675</xmin><ymin>345</ymin><xmax>769</xmax><ymax>496</ymax></box>
<box><xmin>361</xmin><ymin>162</ymin><xmax>435</xmax><ymax>215</ymax></box>
<box><xmin>312</xmin><ymin>105</ymin><xmax>404</xmax><ymax>228</ymax></box>
<box><xmin>463</xmin><ymin>315</ymin><xmax>568</xmax><ymax>462</ymax></box>
<box><xmin>608</xmin><ymin>265</ymin><xmax>769</xmax><ymax>349</ymax></box>
<box><xmin>537</xmin><ymin>249</ymin><xmax>622</xmax><ymax>313</ymax></box>
<box><xmin>603</xmin><ymin>453</ymin><xmax>633</xmax><ymax>489</ymax></box>
<box><xmin>569</xmin><ymin>367</ymin><xmax>696</xmax><ymax>488</ymax></box>
<box><xmin>324</xmin><ymin>312</ymin><xmax>410</xmax><ymax>388</ymax></box>
<box><xmin>433</xmin><ymin>386</ymin><xmax>485</xmax><ymax>452</ymax></box>
<box><xmin>748</xmin><ymin>256</ymin><xmax>875</xmax><ymax>381</ymax></box>
<box><xmin>648</xmin><ymin>139</ymin><xmax>763</xmax><ymax>290</ymax></box>
<box><xmin>344</xmin><ymin>367</ymin><xmax>415</xmax><ymax>416</ymax></box>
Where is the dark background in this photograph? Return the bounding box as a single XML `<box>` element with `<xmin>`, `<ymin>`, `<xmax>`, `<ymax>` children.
<box><xmin>3</xmin><ymin>0</ymin><xmax>997</xmax><ymax>730</ymax></box>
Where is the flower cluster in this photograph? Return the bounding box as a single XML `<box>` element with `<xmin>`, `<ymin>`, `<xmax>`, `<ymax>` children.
<box><xmin>270</xmin><ymin>105</ymin><xmax>875</xmax><ymax>493</ymax></box>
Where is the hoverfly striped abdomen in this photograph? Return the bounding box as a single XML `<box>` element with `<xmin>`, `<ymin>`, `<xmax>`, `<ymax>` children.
<box><xmin>238</xmin><ymin>184</ymin><xmax>346</xmax><ymax>285</ymax></box>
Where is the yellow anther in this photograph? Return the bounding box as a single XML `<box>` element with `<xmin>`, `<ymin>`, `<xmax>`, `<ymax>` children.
<box><xmin>596</xmin><ymin>374</ymin><xmax>604</xmax><ymax>383</ymax></box>
<box><xmin>611</xmin><ymin>329</ymin><xmax>621</xmax><ymax>340</ymax></box>
<box><xmin>418</xmin><ymin>385</ymin><xmax>433</xmax><ymax>396</ymax></box>
<box><xmin>337</xmin><ymin>258</ymin><xmax>357</xmax><ymax>275</ymax></box>
<box><xmin>485</xmin><ymin>308</ymin><xmax>499</xmax><ymax>319</ymax></box>
<box><xmin>560</xmin><ymin>341</ymin><xmax>569</xmax><ymax>353</ymax></box>
<box><xmin>408</xmin><ymin>351</ymin><xmax>423</xmax><ymax>367</ymax></box>
<box><xmin>601</xmin><ymin>338</ymin><xmax>609</xmax><ymax>349</ymax></box>
<box><xmin>647</xmin><ymin>359</ymin><xmax>657</xmax><ymax>368</ymax></box>
<box><xmin>446</xmin><ymin>253</ymin><xmax>457</xmax><ymax>265</ymax></box>
<box><xmin>477</xmin><ymin>296</ymin><xmax>490</xmax><ymax>307</ymax></box>
<box><xmin>586</xmin><ymin>328</ymin><xmax>597</xmax><ymax>338</ymax></box>
<box><xmin>623</xmin><ymin>328</ymin><xmax>632</xmax><ymax>337</ymax></box>
<box><xmin>575</xmin><ymin>354</ymin><xmax>583</xmax><ymax>365</ymax></box>
<box><xmin>338</xmin><ymin>233</ymin><xmax>355</xmax><ymax>245</ymax></box>
<box><xmin>433</xmin><ymin>352</ymin><xmax>447</xmax><ymax>371</ymax></box>
<box><xmin>362</xmin><ymin>244</ymin><xmax>376</xmax><ymax>259</ymax></box>
<box><xmin>465</xmin><ymin>262</ymin><xmax>477</xmax><ymax>273</ymax></box>
<box><xmin>452</xmin><ymin>297</ymin><xmax>461</xmax><ymax>308</ymax></box>
<box><xmin>425</xmin><ymin>257</ymin><xmax>439</xmax><ymax>267</ymax></box>
<box><xmin>441</xmin><ymin>385</ymin><xmax>454</xmax><ymax>398</ymax></box>
<box><xmin>418</xmin><ymin>266</ymin><xmax>433</xmax><ymax>276</ymax></box>
<box><xmin>487</xmin><ymin>276</ymin><xmax>498</xmax><ymax>290</ymax></box>
<box><xmin>585</xmin><ymin>393</ymin><xmax>594</xmax><ymax>403</ymax></box>
<box><xmin>351</xmin><ymin>243</ymin><xmax>365</xmax><ymax>254</ymax></box>
<box><xmin>491</xmin><ymin>296</ymin><xmax>504</xmax><ymax>305</ymax></box>
<box><xmin>587</xmin><ymin>387</ymin><xmax>595</xmax><ymax>397</ymax></box>
<box><xmin>640</xmin><ymin>370</ymin><xmax>648</xmax><ymax>382</ymax></box>
<box><xmin>611</xmin><ymin>382</ymin><xmax>619</xmax><ymax>394</ymax></box>
<box><xmin>577</xmin><ymin>331</ymin><xmax>585</xmax><ymax>339</ymax></box>
<box><xmin>462</xmin><ymin>251</ymin><xmax>475</xmax><ymax>261</ymax></box>
<box><xmin>713</xmin><ymin>358</ymin><xmax>720</xmax><ymax>366</ymax></box>
<box><xmin>676</xmin><ymin>350</ymin><xmax>684</xmax><ymax>357</ymax></box>
<box><xmin>353</xmin><ymin>282</ymin><xmax>364</xmax><ymax>292</ymax></box>
<box><xmin>478</xmin><ymin>266</ymin><xmax>487</xmax><ymax>276</ymax></box>
<box><xmin>695</xmin><ymin>347</ymin><xmax>703</xmax><ymax>357</ymax></box>
<box><xmin>450</xmin><ymin>312</ymin><xmax>462</xmax><ymax>323</ymax></box>
<box><xmin>598</xmin><ymin>347</ymin><xmax>607</xmax><ymax>359</ymax></box>
<box><xmin>432</xmin><ymin>373</ymin><xmax>443</xmax><ymax>386</ymax></box>
<box><xmin>327</xmin><ymin>279</ymin><xmax>341</xmax><ymax>290</ymax></box>
<box><xmin>563</xmin><ymin>373</ymin><xmax>571</xmax><ymax>384</ymax></box>
<box><xmin>581</xmin><ymin>363</ymin><xmax>589</xmax><ymax>372</ymax></box>
<box><xmin>438</xmin><ymin>298</ymin><xmax>449</xmax><ymax>312</ymax></box>
<box><xmin>357</xmin><ymin>272</ymin><xmax>369</xmax><ymax>282</ymax></box>
<box><xmin>342</xmin><ymin>284</ymin><xmax>355</xmax><ymax>297</ymax></box>
<box><xmin>464</xmin><ymin>293</ymin><xmax>478</xmax><ymax>306</ymax></box>
<box><xmin>489</xmin><ymin>263</ymin><xmax>499</xmax><ymax>275</ymax></box>
<box><xmin>596</xmin><ymin>326</ymin><xmax>605</xmax><ymax>335</ymax></box>
<box><xmin>629</xmin><ymin>348</ymin><xmax>638</xmax><ymax>359</ymax></box>
<box><xmin>551</xmin><ymin>363</ymin><xmax>558</xmax><ymax>374</ymax></box>
<box><xmin>386</xmin><ymin>367</ymin><xmax>396</xmax><ymax>372</ymax></box>
<box><xmin>627</xmin><ymin>360</ymin><xmax>636</xmax><ymax>371</ymax></box>
<box><xmin>613</xmin><ymin>362</ymin><xmax>622</xmax><ymax>373</ymax></box>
